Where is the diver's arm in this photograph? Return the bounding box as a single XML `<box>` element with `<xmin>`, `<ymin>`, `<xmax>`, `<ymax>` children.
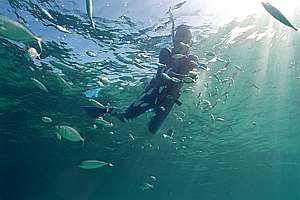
<box><xmin>189</xmin><ymin>54</ymin><xmax>208</xmax><ymax>71</ymax></box>
<box><xmin>157</xmin><ymin>48</ymin><xmax>172</xmax><ymax>76</ymax></box>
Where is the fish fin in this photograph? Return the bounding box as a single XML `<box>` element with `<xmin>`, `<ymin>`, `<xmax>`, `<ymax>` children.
<box><xmin>82</xmin><ymin>106</ymin><xmax>111</xmax><ymax>118</ymax></box>
<box><xmin>148</xmin><ymin>113</ymin><xmax>168</xmax><ymax>134</ymax></box>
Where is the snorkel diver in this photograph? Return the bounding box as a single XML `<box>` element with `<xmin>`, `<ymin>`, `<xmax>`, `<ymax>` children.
<box><xmin>83</xmin><ymin>24</ymin><xmax>206</xmax><ymax>134</ymax></box>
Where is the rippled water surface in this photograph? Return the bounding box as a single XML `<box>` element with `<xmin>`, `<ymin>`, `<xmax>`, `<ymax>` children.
<box><xmin>1</xmin><ymin>0</ymin><xmax>300</xmax><ymax>200</ymax></box>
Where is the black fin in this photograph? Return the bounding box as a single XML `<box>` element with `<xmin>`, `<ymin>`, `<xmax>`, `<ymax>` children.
<box><xmin>148</xmin><ymin>111</ymin><xmax>171</xmax><ymax>134</ymax></box>
<box><xmin>148</xmin><ymin>115</ymin><xmax>164</xmax><ymax>134</ymax></box>
<box><xmin>81</xmin><ymin>106</ymin><xmax>110</xmax><ymax>118</ymax></box>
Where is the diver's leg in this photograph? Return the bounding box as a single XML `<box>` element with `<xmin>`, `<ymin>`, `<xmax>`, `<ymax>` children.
<box><xmin>148</xmin><ymin>96</ymin><xmax>176</xmax><ymax>134</ymax></box>
<box><xmin>121</xmin><ymin>101</ymin><xmax>154</xmax><ymax>120</ymax></box>
<box><xmin>113</xmin><ymin>84</ymin><xmax>159</xmax><ymax>121</ymax></box>
<box><xmin>119</xmin><ymin>77</ymin><xmax>164</xmax><ymax>121</ymax></box>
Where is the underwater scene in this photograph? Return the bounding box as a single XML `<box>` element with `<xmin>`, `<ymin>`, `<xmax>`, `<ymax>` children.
<box><xmin>1</xmin><ymin>0</ymin><xmax>300</xmax><ymax>199</ymax></box>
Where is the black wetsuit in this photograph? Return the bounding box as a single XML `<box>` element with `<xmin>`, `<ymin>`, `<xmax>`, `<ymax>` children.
<box><xmin>121</xmin><ymin>48</ymin><xmax>197</xmax><ymax>133</ymax></box>
<box><xmin>83</xmin><ymin>48</ymin><xmax>199</xmax><ymax>133</ymax></box>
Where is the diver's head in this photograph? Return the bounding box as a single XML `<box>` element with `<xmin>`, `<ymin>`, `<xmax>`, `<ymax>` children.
<box><xmin>173</xmin><ymin>25</ymin><xmax>192</xmax><ymax>54</ymax></box>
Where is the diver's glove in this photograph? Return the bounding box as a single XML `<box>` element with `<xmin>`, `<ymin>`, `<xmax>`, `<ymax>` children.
<box><xmin>188</xmin><ymin>70</ymin><xmax>198</xmax><ymax>80</ymax></box>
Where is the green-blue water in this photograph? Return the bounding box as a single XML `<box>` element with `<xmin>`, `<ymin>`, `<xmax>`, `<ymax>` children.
<box><xmin>1</xmin><ymin>0</ymin><xmax>300</xmax><ymax>200</ymax></box>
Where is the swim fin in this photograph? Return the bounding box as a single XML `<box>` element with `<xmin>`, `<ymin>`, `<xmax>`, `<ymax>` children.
<box><xmin>149</xmin><ymin>114</ymin><xmax>165</xmax><ymax>134</ymax></box>
<box><xmin>148</xmin><ymin>103</ymin><xmax>174</xmax><ymax>134</ymax></box>
<box><xmin>82</xmin><ymin>106</ymin><xmax>112</xmax><ymax>118</ymax></box>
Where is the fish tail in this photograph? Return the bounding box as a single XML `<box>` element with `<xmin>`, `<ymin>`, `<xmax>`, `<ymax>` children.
<box><xmin>294</xmin><ymin>27</ymin><xmax>298</xmax><ymax>31</ymax></box>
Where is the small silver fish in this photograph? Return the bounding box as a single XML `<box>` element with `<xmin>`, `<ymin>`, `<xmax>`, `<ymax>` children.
<box><xmin>216</xmin><ymin>117</ymin><xmax>225</xmax><ymax>122</ymax></box>
<box><xmin>129</xmin><ymin>133</ymin><xmax>135</xmax><ymax>141</ymax></box>
<box><xmin>150</xmin><ymin>175</ymin><xmax>157</xmax><ymax>181</ymax></box>
<box><xmin>202</xmin><ymin>99</ymin><xmax>212</xmax><ymax>106</ymax></box>
<box><xmin>42</xmin><ymin>116</ymin><xmax>52</xmax><ymax>124</ymax></box>
<box><xmin>89</xmin><ymin>99</ymin><xmax>105</xmax><ymax>109</ymax></box>
<box><xmin>78</xmin><ymin>160</ymin><xmax>113</xmax><ymax>169</ymax></box>
<box><xmin>234</xmin><ymin>65</ymin><xmax>243</xmax><ymax>71</ymax></box>
<box><xmin>221</xmin><ymin>78</ymin><xmax>230</xmax><ymax>84</ymax></box>
<box><xmin>216</xmin><ymin>57</ymin><xmax>226</xmax><ymax>63</ymax></box>
<box><xmin>86</xmin><ymin>50</ymin><xmax>97</xmax><ymax>57</ymax></box>
<box><xmin>172</xmin><ymin>1</ymin><xmax>187</xmax><ymax>10</ymax></box>
<box><xmin>40</xmin><ymin>7</ymin><xmax>54</xmax><ymax>20</ymax></box>
<box><xmin>204</xmin><ymin>82</ymin><xmax>209</xmax><ymax>88</ymax></box>
<box><xmin>31</xmin><ymin>78</ymin><xmax>48</xmax><ymax>93</ymax></box>
<box><xmin>55</xmin><ymin>25</ymin><xmax>71</xmax><ymax>33</ymax></box>
<box><xmin>56</xmin><ymin>75</ymin><xmax>71</xmax><ymax>89</ymax></box>
<box><xmin>213</xmin><ymin>73</ymin><xmax>221</xmax><ymax>82</ymax></box>
<box><xmin>204</xmin><ymin>51</ymin><xmax>215</xmax><ymax>57</ymax></box>
<box><xmin>139</xmin><ymin>182</ymin><xmax>154</xmax><ymax>191</ymax></box>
